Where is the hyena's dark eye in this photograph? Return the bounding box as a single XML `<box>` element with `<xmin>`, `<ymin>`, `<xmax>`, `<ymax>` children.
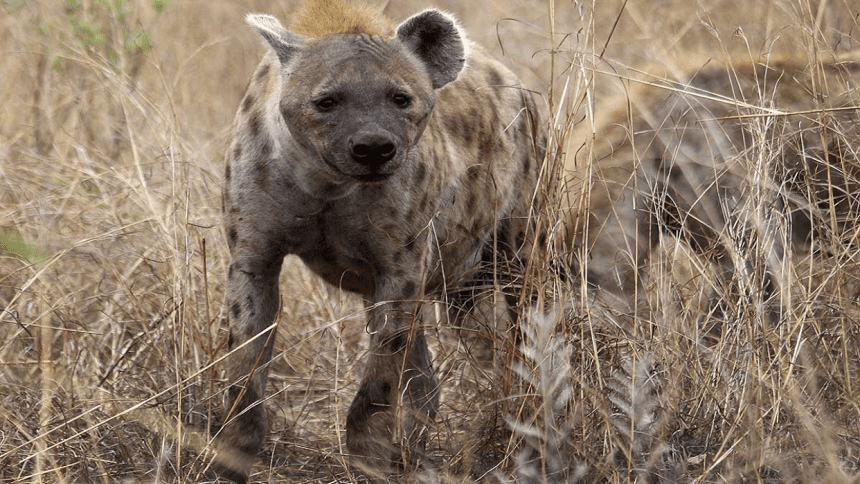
<box><xmin>391</xmin><ymin>93</ymin><xmax>412</xmax><ymax>108</ymax></box>
<box><xmin>314</xmin><ymin>97</ymin><xmax>338</xmax><ymax>111</ymax></box>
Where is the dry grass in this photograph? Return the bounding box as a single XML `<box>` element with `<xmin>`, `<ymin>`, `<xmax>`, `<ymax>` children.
<box><xmin>1</xmin><ymin>0</ymin><xmax>859</xmax><ymax>482</ymax></box>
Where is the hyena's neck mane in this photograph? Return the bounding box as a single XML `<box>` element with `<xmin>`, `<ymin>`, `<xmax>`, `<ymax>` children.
<box><xmin>289</xmin><ymin>0</ymin><xmax>394</xmax><ymax>38</ymax></box>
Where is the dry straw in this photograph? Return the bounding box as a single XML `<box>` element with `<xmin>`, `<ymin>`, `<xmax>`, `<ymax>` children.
<box><xmin>1</xmin><ymin>0</ymin><xmax>858</xmax><ymax>482</ymax></box>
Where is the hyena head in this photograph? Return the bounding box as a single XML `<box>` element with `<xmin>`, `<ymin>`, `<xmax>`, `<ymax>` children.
<box><xmin>245</xmin><ymin>11</ymin><xmax>466</xmax><ymax>183</ymax></box>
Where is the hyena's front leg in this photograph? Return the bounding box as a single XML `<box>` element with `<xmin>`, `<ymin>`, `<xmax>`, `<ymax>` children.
<box><xmin>346</xmin><ymin>288</ymin><xmax>439</xmax><ymax>473</ymax></box>
<box><xmin>213</xmin><ymin>254</ymin><xmax>283</xmax><ymax>484</ymax></box>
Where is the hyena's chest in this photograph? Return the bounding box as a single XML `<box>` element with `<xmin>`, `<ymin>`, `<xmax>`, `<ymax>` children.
<box><xmin>283</xmin><ymin>170</ymin><xmax>493</xmax><ymax>299</ymax></box>
<box><xmin>283</xmin><ymin>182</ymin><xmax>432</xmax><ymax>292</ymax></box>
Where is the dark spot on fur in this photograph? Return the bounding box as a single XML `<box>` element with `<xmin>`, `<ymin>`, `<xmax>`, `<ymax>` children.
<box><xmin>414</xmin><ymin>162</ymin><xmax>427</xmax><ymax>185</ymax></box>
<box><xmin>495</xmin><ymin>217</ymin><xmax>513</xmax><ymax>248</ymax></box>
<box><xmin>466</xmin><ymin>191</ymin><xmax>477</xmax><ymax>213</ymax></box>
<box><xmin>387</xmin><ymin>334</ymin><xmax>405</xmax><ymax>353</ymax></box>
<box><xmin>380</xmin><ymin>381</ymin><xmax>392</xmax><ymax>396</ymax></box>
<box><xmin>279</xmin><ymin>100</ymin><xmax>290</xmax><ymax>121</ymax></box>
<box><xmin>515</xmin><ymin>230</ymin><xmax>526</xmax><ymax>249</ymax></box>
<box><xmin>232</xmin><ymin>142</ymin><xmax>243</xmax><ymax>162</ymax></box>
<box><xmin>401</xmin><ymin>281</ymin><xmax>417</xmax><ymax>299</ymax></box>
<box><xmin>488</xmin><ymin>102</ymin><xmax>500</xmax><ymax>127</ymax></box>
<box><xmin>419</xmin><ymin>191</ymin><xmax>429</xmax><ymax>214</ymax></box>
<box><xmin>222</xmin><ymin>190</ymin><xmax>231</xmax><ymax>215</ymax></box>
<box><xmin>445</xmin><ymin>115</ymin><xmax>474</xmax><ymax>146</ymax></box>
<box><xmin>225</xmin><ymin>161</ymin><xmax>233</xmax><ymax>182</ymax></box>
<box><xmin>487</xmin><ymin>67</ymin><xmax>504</xmax><ymax>87</ymax></box>
<box><xmin>228</xmin><ymin>264</ymin><xmax>235</xmax><ymax>279</ymax></box>
<box><xmin>228</xmin><ymin>227</ymin><xmax>238</xmax><ymax>248</ymax></box>
<box><xmin>248</xmin><ymin>111</ymin><xmax>263</xmax><ymax>139</ymax></box>
<box><xmin>468</xmin><ymin>107</ymin><xmax>481</xmax><ymax>126</ymax></box>
<box><xmin>443</xmin><ymin>116</ymin><xmax>458</xmax><ymax>136</ymax></box>
<box><xmin>227</xmin><ymin>331</ymin><xmax>234</xmax><ymax>349</ymax></box>
<box><xmin>477</xmin><ymin>136</ymin><xmax>496</xmax><ymax>163</ymax></box>
<box><xmin>231</xmin><ymin>301</ymin><xmax>241</xmax><ymax>320</ymax></box>
<box><xmin>522</xmin><ymin>152</ymin><xmax>532</xmax><ymax>176</ymax></box>
<box><xmin>253</xmin><ymin>155</ymin><xmax>269</xmax><ymax>189</ymax></box>
<box><xmin>460</xmin><ymin>117</ymin><xmax>475</xmax><ymax>145</ymax></box>
<box><xmin>466</xmin><ymin>165</ymin><xmax>483</xmax><ymax>182</ymax></box>
<box><xmin>245</xmin><ymin>295</ymin><xmax>256</xmax><ymax>318</ymax></box>
<box><xmin>260</xmin><ymin>140</ymin><xmax>272</xmax><ymax>160</ymax></box>
<box><xmin>405</xmin><ymin>234</ymin><xmax>419</xmax><ymax>252</ymax></box>
<box><xmin>241</xmin><ymin>93</ymin><xmax>254</xmax><ymax>114</ymax></box>
<box><xmin>255</xmin><ymin>63</ymin><xmax>270</xmax><ymax>84</ymax></box>
<box><xmin>393</xmin><ymin>250</ymin><xmax>403</xmax><ymax>263</ymax></box>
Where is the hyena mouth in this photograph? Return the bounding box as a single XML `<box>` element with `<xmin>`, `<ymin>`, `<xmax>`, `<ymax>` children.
<box><xmin>319</xmin><ymin>153</ymin><xmax>396</xmax><ymax>183</ymax></box>
<box><xmin>352</xmin><ymin>171</ymin><xmax>394</xmax><ymax>183</ymax></box>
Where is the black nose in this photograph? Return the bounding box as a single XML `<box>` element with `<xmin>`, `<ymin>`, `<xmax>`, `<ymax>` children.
<box><xmin>349</xmin><ymin>133</ymin><xmax>397</xmax><ymax>167</ymax></box>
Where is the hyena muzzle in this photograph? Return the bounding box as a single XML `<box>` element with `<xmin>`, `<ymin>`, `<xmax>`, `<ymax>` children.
<box><xmin>214</xmin><ymin>2</ymin><xmax>544</xmax><ymax>482</ymax></box>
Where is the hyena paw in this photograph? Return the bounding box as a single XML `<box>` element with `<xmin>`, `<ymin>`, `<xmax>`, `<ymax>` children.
<box><xmin>210</xmin><ymin>389</ymin><xmax>268</xmax><ymax>483</ymax></box>
<box><xmin>345</xmin><ymin>393</ymin><xmax>435</xmax><ymax>479</ymax></box>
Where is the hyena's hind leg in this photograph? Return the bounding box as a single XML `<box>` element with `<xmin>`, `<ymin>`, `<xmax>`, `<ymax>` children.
<box><xmin>445</xmin><ymin>279</ymin><xmax>520</xmax><ymax>372</ymax></box>
<box><xmin>212</xmin><ymin>254</ymin><xmax>284</xmax><ymax>484</ymax></box>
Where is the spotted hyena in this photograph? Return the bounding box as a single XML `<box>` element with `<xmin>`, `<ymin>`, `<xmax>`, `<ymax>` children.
<box><xmin>564</xmin><ymin>58</ymin><xmax>860</xmax><ymax>321</ymax></box>
<box><xmin>214</xmin><ymin>0</ymin><xmax>543</xmax><ymax>481</ymax></box>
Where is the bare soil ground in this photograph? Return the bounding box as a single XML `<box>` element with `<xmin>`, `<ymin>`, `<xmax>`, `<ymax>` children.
<box><xmin>1</xmin><ymin>0</ymin><xmax>859</xmax><ymax>482</ymax></box>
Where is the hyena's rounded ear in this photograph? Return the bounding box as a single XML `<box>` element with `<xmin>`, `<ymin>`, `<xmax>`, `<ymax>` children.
<box><xmin>246</xmin><ymin>14</ymin><xmax>306</xmax><ymax>64</ymax></box>
<box><xmin>395</xmin><ymin>9</ymin><xmax>468</xmax><ymax>89</ymax></box>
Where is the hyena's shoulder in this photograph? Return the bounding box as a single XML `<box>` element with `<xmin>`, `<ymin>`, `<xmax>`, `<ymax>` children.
<box><xmin>222</xmin><ymin>55</ymin><xmax>282</xmax><ymax>221</ymax></box>
<box><xmin>422</xmin><ymin>46</ymin><xmax>545</xmax><ymax>263</ymax></box>
<box><xmin>432</xmin><ymin>45</ymin><xmax>542</xmax><ymax>175</ymax></box>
